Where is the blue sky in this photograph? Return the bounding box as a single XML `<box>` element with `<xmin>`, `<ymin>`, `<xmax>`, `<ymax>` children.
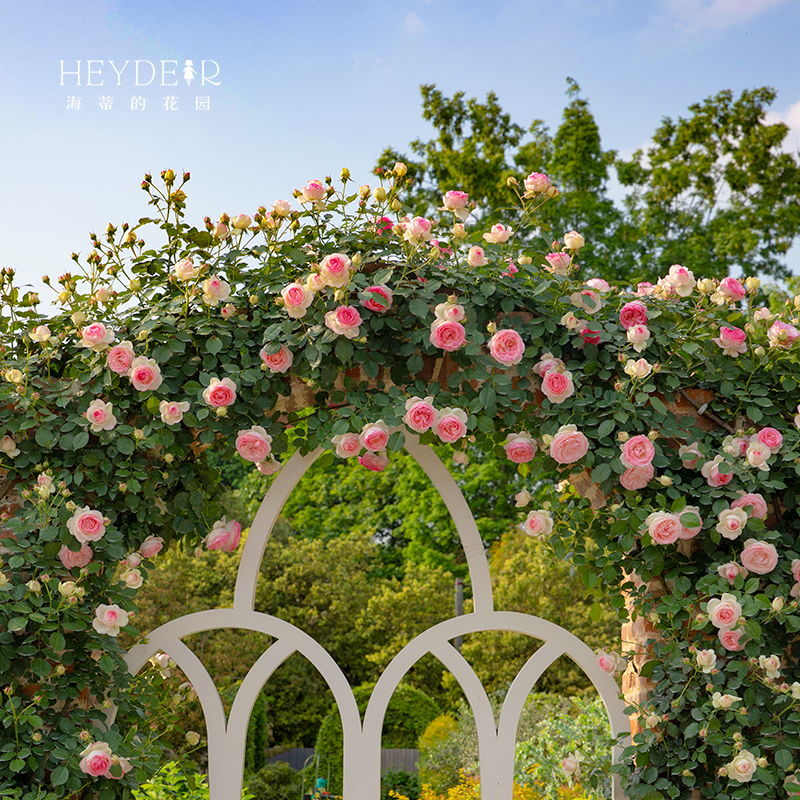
<box><xmin>2</xmin><ymin>0</ymin><xmax>800</xmax><ymax>297</ymax></box>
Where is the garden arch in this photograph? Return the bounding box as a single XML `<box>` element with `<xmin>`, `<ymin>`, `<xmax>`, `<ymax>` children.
<box><xmin>121</xmin><ymin>433</ymin><xmax>629</xmax><ymax>800</ymax></box>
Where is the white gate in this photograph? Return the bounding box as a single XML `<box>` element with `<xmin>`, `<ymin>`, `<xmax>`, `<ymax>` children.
<box><xmin>121</xmin><ymin>434</ymin><xmax>629</xmax><ymax>799</ymax></box>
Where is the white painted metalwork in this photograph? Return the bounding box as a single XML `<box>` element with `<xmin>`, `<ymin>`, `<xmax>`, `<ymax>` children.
<box><xmin>121</xmin><ymin>434</ymin><xmax>630</xmax><ymax>799</ymax></box>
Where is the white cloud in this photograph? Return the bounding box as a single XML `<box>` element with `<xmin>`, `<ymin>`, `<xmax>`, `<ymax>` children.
<box><xmin>662</xmin><ymin>0</ymin><xmax>788</xmax><ymax>30</ymax></box>
<box><xmin>765</xmin><ymin>99</ymin><xmax>800</xmax><ymax>154</ymax></box>
<box><xmin>403</xmin><ymin>11</ymin><xmax>425</xmax><ymax>36</ymax></box>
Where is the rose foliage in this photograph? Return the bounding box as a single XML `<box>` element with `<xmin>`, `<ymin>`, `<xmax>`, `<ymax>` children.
<box><xmin>2</xmin><ymin>165</ymin><xmax>800</xmax><ymax>799</ymax></box>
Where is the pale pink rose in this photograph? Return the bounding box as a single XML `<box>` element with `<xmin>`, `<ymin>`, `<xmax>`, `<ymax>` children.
<box><xmin>623</xmin><ymin>358</ymin><xmax>652</xmax><ymax>379</ymax></box>
<box><xmin>585</xmin><ymin>277</ymin><xmax>610</xmax><ymax>292</ymax></box>
<box><xmin>79</xmin><ymin>744</ymin><xmax>113</xmax><ymax>776</ymax></box>
<box><xmin>768</xmin><ymin>319</ymin><xmax>800</xmax><ymax>348</ymax></box>
<box><xmin>580</xmin><ymin>326</ymin><xmax>601</xmax><ymax>346</ymax></box>
<box><xmin>619</xmin><ymin>301</ymin><xmax>648</xmax><ymax>330</ymax></box>
<box><xmin>404</xmin><ymin>396</ymin><xmax>437</xmax><ymax>433</ymax></box>
<box><xmin>360</xmin><ymin>284</ymin><xmax>393</xmax><ymax>313</ymax></box>
<box><xmin>483</xmin><ymin>223</ymin><xmax>513</xmax><ymax>244</ymax></box>
<box><xmin>723</xmin><ymin>435</ymin><xmax>749</xmax><ymax>457</ymax></box>
<box><xmin>129</xmin><ymin>357</ymin><xmax>163</xmax><ymax>392</ymax></box>
<box><xmin>434</xmin><ymin>408</ymin><xmax>468</xmax><ymax>443</ymax></box>
<box><xmin>59</xmin><ymin>543</ymin><xmax>93</xmax><ymax>569</ymax></box>
<box><xmin>757</xmin><ymin>427</ymin><xmax>783</xmax><ymax>452</ymax></box>
<box><xmin>746</xmin><ymin>441</ymin><xmax>771</xmax><ymax>470</ymax></box>
<box><xmin>569</xmin><ymin>289</ymin><xmax>602</xmax><ymax>315</ymax></box>
<box><xmin>504</xmin><ymin>432</ymin><xmax>537</xmax><ymax>464</ymax></box>
<box><xmin>300</xmin><ymin>179</ymin><xmax>326</xmax><ymax>203</ymax></box>
<box><xmin>220</xmin><ymin>303</ymin><xmax>235</xmax><ymax>320</ymax></box>
<box><xmin>792</xmin><ymin>558</ymin><xmax>800</xmax><ymax>584</ymax></box>
<box><xmin>560</xmin><ymin>311</ymin><xmax>584</xmax><ymax>331</ymax></box>
<box><xmin>533</xmin><ymin>352</ymin><xmax>564</xmax><ymax>377</ymax></box>
<box><xmin>122</xmin><ymin>568</ymin><xmax>143</xmax><ymax>589</ymax></box>
<box><xmin>92</xmin><ymin>603</ymin><xmax>129</xmax><ymax>636</ymax></box>
<box><xmin>205</xmin><ymin>517</ymin><xmax>242</xmax><ymax>552</ymax></box>
<box><xmin>731</xmin><ymin>491</ymin><xmax>767</xmax><ymax>520</ymax></box>
<box><xmin>728</xmin><ymin>750</ymin><xmax>758</xmax><ymax>783</ymax></box>
<box><xmin>701</xmin><ymin>456</ymin><xmax>733</xmax><ymax>487</ymax></box>
<box><xmin>174</xmin><ymin>257</ymin><xmax>200</xmax><ymax>281</ymax></box>
<box><xmin>666</xmin><ymin>264</ymin><xmax>696</xmax><ymax>296</ymax></box>
<box><xmin>360</xmin><ymin>421</ymin><xmax>390</xmax><ymax>452</ymax></box>
<box><xmin>434</xmin><ymin>301</ymin><xmax>466</xmax><ymax>322</ymax></box>
<box><xmin>796</xmin><ymin>404</ymin><xmax>800</xmax><ymax>429</ymax></box>
<box><xmin>260</xmin><ymin>345</ymin><xmax>294</xmax><ymax>373</ymax></box>
<box><xmin>201</xmin><ymin>275</ymin><xmax>231</xmax><ymax>307</ymax></box>
<box><xmin>125</xmin><ymin>552</ymin><xmax>142</xmax><ymax>568</ymax></box>
<box><xmin>543</xmin><ymin>252</ymin><xmax>571</xmax><ymax>275</ymax></box>
<box><xmin>29</xmin><ymin>324</ymin><xmax>51</xmax><ymax>343</ymax></box>
<box><xmin>140</xmin><ymin>536</ymin><xmax>164</xmax><ymax>558</ymax></box>
<box><xmin>717</xmin><ymin>561</ymin><xmax>748</xmax><ymax>585</ymax></box>
<box><xmin>696</xmin><ymin>649</ymin><xmax>716</xmax><ymax>673</ymax></box>
<box><xmin>523</xmin><ymin>172</ymin><xmax>551</xmax><ymax>195</ymax></box>
<box><xmin>740</xmin><ymin>539</ymin><xmax>778</xmax><ymax>574</ymax></box>
<box><xmin>272</xmin><ymin>199</ymin><xmax>291</xmax><ymax>217</ymax></box>
<box><xmin>212</xmin><ymin>221</ymin><xmax>228</xmax><ymax>238</ymax></box>
<box><xmin>719</xmin><ymin>627</ymin><xmax>744</xmax><ymax>651</ymax></box>
<box><xmin>626</xmin><ymin>323</ymin><xmax>650</xmax><ymax>352</ymax></box>
<box><xmin>231</xmin><ymin>213</ymin><xmax>252</xmax><ymax>230</ymax></box>
<box><xmin>281</xmin><ymin>282</ymin><xmax>314</xmax><ymax>318</ymax></box>
<box><xmin>107</xmin><ymin>341</ymin><xmax>135</xmax><ymax>374</ymax></box>
<box><xmin>84</xmin><ymin>399</ymin><xmax>117</xmax><ymax>433</ymax></box>
<box><xmin>564</xmin><ymin>231</ymin><xmax>585</xmax><ymax>250</ymax></box>
<box><xmin>404</xmin><ymin>216</ymin><xmax>433</xmax><ymax>242</ymax></box>
<box><xmin>466</xmin><ymin>246</ymin><xmax>487</xmax><ymax>267</ymax></box>
<box><xmin>620</xmin><ymin>435</ymin><xmax>655</xmax><ymax>468</ymax></box>
<box><xmin>488</xmin><ymin>329</ymin><xmax>525</xmax><ymax>366</ymax></box>
<box><xmin>442</xmin><ymin>190</ymin><xmax>470</xmax><ymax>220</ymax></box>
<box><xmin>713</xmin><ymin>326</ymin><xmax>747</xmax><ymax>357</ymax></box>
<box><xmin>562</xmin><ymin>753</ymin><xmax>581</xmax><ymax>779</ymax></box>
<box><xmin>332</xmin><ymin>432</ymin><xmax>362</xmax><ymax>458</ymax></box>
<box><xmin>79</xmin><ymin>322</ymin><xmax>115</xmax><ymax>351</ymax></box>
<box><xmin>67</xmin><ymin>506</ymin><xmax>106</xmax><ymax>544</ymax></box>
<box><xmin>235</xmin><ymin>426</ymin><xmax>273</xmax><ymax>462</ymax></box>
<box><xmin>646</xmin><ymin>511</ymin><xmax>682</xmax><ymax>545</ymax></box>
<box><xmin>522</xmin><ymin>509</ymin><xmax>553</xmax><ymax>539</ymax></box>
<box><xmin>325</xmin><ymin>305</ymin><xmax>362</xmax><ymax>339</ymax></box>
<box><xmin>430</xmin><ymin>320</ymin><xmax>466</xmax><ymax>352</ymax></box>
<box><xmin>305</xmin><ymin>272</ymin><xmax>327</xmax><ymax>292</ymax></box>
<box><xmin>596</xmin><ymin>650</ymin><xmax>623</xmax><ymax>675</ymax></box>
<box><xmin>620</xmin><ymin>464</ymin><xmax>654</xmax><ymax>490</ymax></box>
<box><xmin>716</xmin><ymin>508</ymin><xmax>748</xmax><ymax>540</ymax></box>
<box><xmin>679</xmin><ymin>506</ymin><xmax>703</xmax><ymax>539</ymax></box>
<box><xmin>320</xmin><ymin>253</ymin><xmax>353</xmax><ymax>288</ymax></box>
<box><xmin>159</xmin><ymin>400</ymin><xmax>190</xmax><ymax>425</ymax></box>
<box><xmin>541</xmin><ymin>370</ymin><xmax>575</xmax><ymax>404</ymax></box>
<box><xmin>107</xmin><ymin>756</ymin><xmax>133</xmax><ymax>780</ymax></box>
<box><xmin>203</xmin><ymin>377</ymin><xmax>237</xmax><ymax>407</ymax></box>
<box><xmin>255</xmin><ymin>457</ymin><xmax>281</xmax><ymax>475</ymax></box>
<box><xmin>358</xmin><ymin>450</ymin><xmax>390</xmax><ymax>472</ymax></box>
<box><xmin>707</xmin><ymin>593</ymin><xmax>743</xmax><ymax>629</ymax></box>
<box><xmin>759</xmin><ymin>654</ymin><xmax>782</xmax><ymax>679</ymax></box>
<box><xmin>635</xmin><ymin>282</ymin><xmax>655</xmax><ymax>296</ymax></box>
<box><xmin>717</xmin><ymin>276</ymin><xmax>746</xmax><ymax>302</ymax></box>
<box><xmin>550</xmin><ymin>425</ymin><xmax>589</xmax><ymax>464</ymax></box>
<box><xmin>754</xmin><ymin>306</ymin><xmax>773</xmax><ymax>322</ymax></box>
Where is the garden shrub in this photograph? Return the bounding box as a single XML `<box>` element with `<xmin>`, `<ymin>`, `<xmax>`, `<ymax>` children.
<box><xmin>244</xmin><ymin>761</ymin><xmax>303</xmax><ymax>800</ymax></box>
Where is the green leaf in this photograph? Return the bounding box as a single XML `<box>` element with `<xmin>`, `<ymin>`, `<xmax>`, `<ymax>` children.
<box><xmin>591</xmin><ymin>463</ymin><xmax>611</xmax><ymax>483</ymax></box>
<box><xmin>597</xmin><ymin>419</ymin><xmax>615</xmax><ymax>438</ymax></box>
<box><xmin>35</xmin><ymin>427</ymin><xmax>55</xmax><ymax>449</ymax></box>
<box><xmin>8</xmin><ymin>617</ymin><xmax>27</xmax><ymax>632</ymax></box>
<box><xmin>72</xmin><ymin>430</ymin><xmax>89</xmax><ymax>450</ymax></box>
<box><xmin>335</xmin><ymin>338</ymin><xmax>354</xmax><ymax>364</ymax></box>
<box><xmin>387</xmin><ymin>430</ymin><xmax>406</xmax><ymax>452</ymax></box>
<box><xmin>408</xmin><ymin>298</ymin><xmax>429</xmax><ymax>319</ymax></box>
<box><xmin>207</xmin><ymin>338</ymin><xmax>223</xmax><ymax>355</ymax></box>
<box><xmin>50</xmin><ymin>631</ymin><xmax>66</xmax><ymax>651</ymax></box>
<box><xmin>51</xmin><ymin>765</ymin><xmax>69</xmax><ymax>785</ymax></box>
<box><xmin>117</xmin><ymin>437</ymin><xmax>135</xmax><ymax>456</ymax></box>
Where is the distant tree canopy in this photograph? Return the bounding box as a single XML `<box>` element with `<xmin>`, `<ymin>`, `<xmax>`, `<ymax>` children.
<box><xmin>376</xmin><ymin>81</ymin><xmax>800</xmax><ymax>282</ymax></box>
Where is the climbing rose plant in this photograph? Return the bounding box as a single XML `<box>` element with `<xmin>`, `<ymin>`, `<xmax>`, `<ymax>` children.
<box><xmin>1</xmin><ymin>165</ymin><xmax>800</xmax><ymax>799</ymax></box>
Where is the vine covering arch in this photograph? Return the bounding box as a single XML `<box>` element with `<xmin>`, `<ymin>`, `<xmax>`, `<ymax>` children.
<box><xmin>1</xmin><ymin>166</ymin><xmax>800</xmax><ymax>799</ymax></box>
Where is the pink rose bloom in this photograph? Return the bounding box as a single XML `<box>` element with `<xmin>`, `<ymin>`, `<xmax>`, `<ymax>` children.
<box><xmin>620</xmin><ymin>435</ymin><xmax>655</xmax><ymax>468</ymax></box>
<box><xmin>717</xmin><ymin>276</ymin><xmax>746</xmax><ymax>302</ymax></box>
<box><xmin>707</xmin><ymin>593</ymin><xmax>743</xmax><ymax>629</ymax></box>
<box><xmin>541</xmin><ymin>370</ymin><xmax>575</xmax><ymax>404</ymax></box>
<box><xmin>361</xmin><ymin>421</ymin><xmax>390</xmax><ymax>452</ymax></box>
<box><xmin>260</xmin><ymin>344</ymin><xmax>294</xmax><ymax>373</ymax></box>
<box><xmin>404</xmin><ymin>216</ymin><xmax>433</xmax><ymax>242</ymax></box>
<box><xmin>235</xmin><ymin>426</ymin><xmax>273</xmax><ymax>462</ymax></box>
<box><xmin>716</xmin><ymin>508</ymin><xmax>748</xmax><ymax>540</ymax></box>
<box><xmin>332</xmin><ymin>432</ymin><xmax>362</xmax><ymax>458</ymax></box>
<box><xmin>255</xmin><ymin>457</ymin><xmax>281</xmax><ymax>475</ymax></box>
<box><xmin>523</xmin><ymin>172</ymin><xmax>551</xmax><ymax>195</ymax></box>
<box><xmin>701</xmin><ymin>456</ymin><xmax>733</xmax><ymax>487</ymax></box>
<box><xmin>543</xmin><ymin>252</ymin><xmax>571</xmax><ymax>275</ymax></box>
<box><xmin>79</xmin><ymin>322</ymin><xmax>115</xmax><ymax>351</ymax></box>
<box><xmin>466</xmin><ymin>246</ymin><xmax>487</xmax><ymax>267</ymax></box>
<box><xmin>586</xmin><ymin>278</ymin><xmax>610</xmax><ymax>292</ymax></box>
<box><xmin>84</xmin><ymin>399</ymin><xmax>117</xmax><ymax>433</ymax></box>
<box><xmin>140</xmin><ymin>536</ymin><xmax>164</xmax><ymax>558</ymax></box>
<box><xmin>533</xmin><ymin>352</ymin><xmax>564</xmax><ymax>377</ymax></box>
<box><xmin>740</xmin><ymin>539</ymin><xmax>778</xmax><ymax>575</ymax></box>
<box><xmin>483</xmin><ymin>223</ymin><xmax>513</xmax><ymax>244</ymax></box>
<box><xmin>67</xmin><ymin>506</ymin><xmax>106</xmax><ymax>543</ymax></box>
<box><xmin>200</xmin><ymin>275</ymin><xmax>231</xmax><ymax>307</ymax></box>
<box><xmin>550</xmin><ymin>425</ymin><xmax>589</xmax><ymax>464</ymax></box>
<box><xmin>646</xmin><ymin>511</ymin><xmax>682</xmax><ymax>545</ymax></box>
<box><xmin>635</xmin><ymin>282</ymin><xmax>655</xmax><ymax>296</ymax></box>
<box><xmin>619</xmin><ymin>301</ymin><xmax>648</xmax><ymax>330</ymax></box>
<box><xmin>320</xmin><ymin>253</ymin><xmax>353</xmax><ymax>288</ymax></box>
<box><xmin>597</xmin><ymin>650</ymin><xmax>623</xmax><ymax>675</ymax></box>
<box><xmin>203</xmin><ymin>377</ymin><xmax>237</xmax><ymax>407</ymax></box>
<box><xmin>159</xmin><ymin>400</ymin><xmax>190</xmax><ymax>425</ymax></box>
<box><xmin>300</xmin><ymin>179</ymin><xmax>325</xmax><ymax>203</ymax></box>
<box><xmin>488</xmin><ymin>329</ymin><xmax>525</xmax><ymax>366</ymax></box>
<box><xmin>731</xmin><ymin>492</ymin><xmax>768</xmax><ymax>520</ymax></box>
<box><xmin>231</xmin><ymin>214</ymin><xmax>252</xmax><ymax>230</ymax></box>
<box><xmin>205</xmin><ymin>517</ymin><xmax>242</xmax><ymax>552</ymax></box>
<box><xmin>504</xmin><ymin>432</ymin><xmax>537</xmax><ymax>464</ymax></box>
<box><xmin>564</xmin><ymin>231</ymin><xmax>585</xmax><ymax>251</ymax></box>
<box><xmin>174</xmin><ymin>257</ymin><xmax>200</xmax><ymax>281</ymax></box>
<box><xmin>792</xmin><ymin>558</ymin><xmax>800</xmax><ymax>584</ymax></box>
<box><xmin>719</xmin><ymin>628</ymin><xmax>744</xmax><ymax>651</ymax></box>
<box><xmin>325</xmin><ymin>305</ymin><xmax>362</xmax><ymax>339</ymax></box>
<box><xmin>281</xmin><ymin>282</ymin><xmax>314</xmax><ymax>318</ymax></box>
<box><xmin>92</xmin><ymin>603</ymin><xmax>129</xmax><ymax>636</ymax></box>
<box><xmin>746</xmin><ymin>441</ymin><xmax>771</xmax><ymax>470</ymax></box>
<box><xmin>404</xmin><ymin>396</ymin><xmax>437</xmax><ymax>433</ymax></box>
<box><xmin>620</xmin><ymin>464</ymin><xmax>654</xmax><ymax>491</ymax></box>
<box><xmin>59</xmin><ymin>542</ymin><xmax>93</xmax><ymax>569</ymax></box>
<box><xmin>768</xmin><ymin>319</ymin><xmax>800</xmax><ymax>348</ymax></box>
<box><xmin>430</xmin><ymin>320</ymin><xmax>466</xmax><ymax>352</ymax></box>
<box><xmin>305</xmin><ymin>272</ymin><xmax>327</xmax><ymax>293</ymax></box>
<box><xmin>679</xmin><ymin>506</ymin><xmax>703</xmax><ymax>539</ymax></box>
<box><xmin>723</xmin><ymin>435</ymin><xmax>749</xmax><ymax>457</ymax></box>
<box><xmin>107</xmin><ymin>756</ymin><xmax>133</xmax><ymax>780</ymax></box>
<box><xmin>713</xmin><ymin>326</ymin><xmax>747</xmax><ymax>357</ymax></box>
<box><xmin>129</xmin><ymin>357</ymin><xmax>163</xmax><ymax>392</ymax></box>
<box><xmin>434</xmin><ymin>301</ymin><xmax>466</xmax><ymax>322</ymax></box>
<box><xmin>717</xmin><ymin>562</ymin><xmax>748</xmax><ymax>585</ymax></box>
<box><xmin>580</xmin><ymin>326</ymin><xmax>601</xmax><ymax>346</ymax></box>
<box><xmin>358</xmin><ymin>450</ymin><xmax>390</xmax><ymax>472</ymax></box>
<box><xmin>442</xmin><ymin>190</ymin><xmax>470</xmax><ymax>220</ymax></box>
<box><xmin>757</xmin><ymin>427</ymin><xmax>783</xmax><ymax>453</ymax></box>
<box><xmin>626</xmin><ymin>323</ymin><xmax>650</xmax><ymax>352</ymax></box>
<box><xmin>665</xmin><ymin>264</ymin><xmax>696</xmax><ymax>297</ymax></box>
<box><xmin>79</xmin><ymin>743</ymin><xmax>113</xmax><ymax>777</ymax></box>
<box><xmin>360</xmin><ymin>284</ymin><xmax>393</xmax><ymax>313</ymax></box>
<box><xmin>434</xmin><ymin>408</ymin><xmax>468</xmax><ymax>443</ymax></box>
<box><xmin>107</xmin><ymin>341</ymin><xmax>135</xmax><ymax>374</ymax></box>
<box><xmin>570</xmin><ymin>289</ymin><xmax>602</xmax><ymax>315</ymax></box>
<box><xmin>522</xmin><ymin>509</ymin><xmax>553</xmax><ymax>539</ymax></box>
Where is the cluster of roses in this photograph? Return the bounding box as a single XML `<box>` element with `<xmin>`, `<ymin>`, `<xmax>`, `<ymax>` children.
<box><xmin>78</xmin><ymin>741</ymin><xmax>132</xmax><ymax>780</ymax></box>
